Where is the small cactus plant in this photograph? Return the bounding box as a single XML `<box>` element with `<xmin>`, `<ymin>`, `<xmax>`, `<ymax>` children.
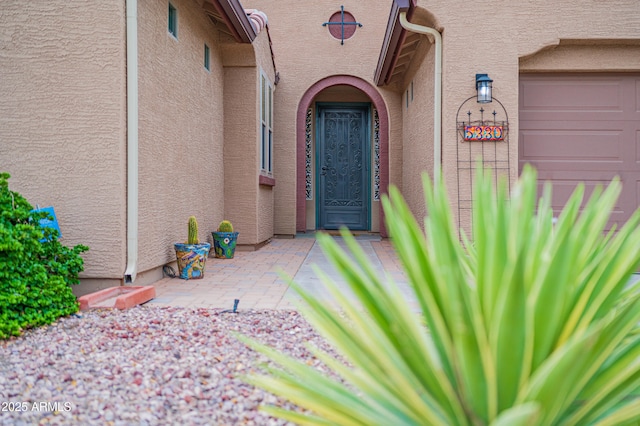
<box><xmin>175</xmin><ymin>216</ymin><xmax>210</xmax><ymax>279</ymax></box>
<box><xmin>187</xmin><ymin>216</ymin><xmax>199</xmax><ymax>245</ymax></box>
<box><xmin>213</xmin><ymin>220</ymin><xmax>238</xmax><ymax>258</ymax></box>
<box><xmin>218</xmin><ymin>220</ymin><xmax>234</xmax><ymax>233</ymax></box>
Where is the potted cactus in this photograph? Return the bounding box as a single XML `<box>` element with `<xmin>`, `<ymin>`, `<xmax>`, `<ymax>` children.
<box><xmin>212</xmin><ymin>220</ymin><xmax>239</xmax><ymax>259</ymax></box>
<box><xmin>173</xmin><ymin>216</ymin><xmax>210</xmax><ymax>279</ymax></box>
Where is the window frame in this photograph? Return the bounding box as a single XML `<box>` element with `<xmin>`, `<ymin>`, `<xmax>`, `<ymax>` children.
<box><xmin>168</xmin><ymin>3</ymin><xmax>178</xmax><ymax>39</ymax></box>
<box><xmin>204</xmin><ymin>44</ymin><xmax>210</xmax><ymax>71</ymax></box>
<box><xmin>260</xmin><ymin>70</ymin><xmax>274</xmax><ymax>175</ymax></box>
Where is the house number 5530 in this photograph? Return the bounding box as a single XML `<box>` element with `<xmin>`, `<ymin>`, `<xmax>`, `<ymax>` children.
<box><xmin>464</xmin><ymin>125</ymin><xmax>504</xmax><ymax>141</ymax></box>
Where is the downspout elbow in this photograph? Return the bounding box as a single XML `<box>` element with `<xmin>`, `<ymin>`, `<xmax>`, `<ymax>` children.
<box><xmin>398</xmin><ymin>12</ymin><xmax>442</xmax><ymax>184</ymax></box>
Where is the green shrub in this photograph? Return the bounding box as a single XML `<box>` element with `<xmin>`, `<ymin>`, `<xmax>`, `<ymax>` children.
<box><xmin>243</xmin><ymin>165</ymin><xmax>640</xmax><ymax>425</ymax></box>
<box><xmin>0</xmin><ymin>172</ymin><xmax>88</xmax><ymax>339</ymax></box>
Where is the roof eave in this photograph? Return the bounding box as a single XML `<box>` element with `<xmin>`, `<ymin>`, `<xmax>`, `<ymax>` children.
<box><xmin>208</xmin><ymin>0</ymin><xmax>256</xmax><ymax>43</ymax></box>
<box><xmin>374</xmin><ymin>0</ymin><xmax>415</xmax><ymax>87</ymax></box>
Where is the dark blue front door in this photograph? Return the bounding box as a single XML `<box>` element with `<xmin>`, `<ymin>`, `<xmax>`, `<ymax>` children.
<box><xmin>316</xmin><ymin>103</ymin><xmax>370</xmax><ymax>230</ymax></box>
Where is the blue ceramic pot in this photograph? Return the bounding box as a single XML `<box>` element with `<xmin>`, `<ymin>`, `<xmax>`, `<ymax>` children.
<box><xmin>212</xmin><ymin>232</ymin><xmax>239</xmax><ymax>259</ymax></box>
<box><xmin>174</xmin><ymin>243</ymin><xmax>210</xmax><ymax>279</ymax></box>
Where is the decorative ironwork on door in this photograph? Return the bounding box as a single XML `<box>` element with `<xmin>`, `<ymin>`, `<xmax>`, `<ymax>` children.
<box><xmin>305</xmin><ymin>108</ymin><xmax>313</xmax><ymax>200</ymax></box>
<box><xmin>317</xmin><ymin>104</ymin><xmax>370</xmax><ymax>230</ymax></box>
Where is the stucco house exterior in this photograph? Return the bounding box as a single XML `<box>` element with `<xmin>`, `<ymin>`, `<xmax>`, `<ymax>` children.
<box><xmin>1</xmin><ymin>0</ymin><xmax>639</xmax><ymax>294</ymax></box>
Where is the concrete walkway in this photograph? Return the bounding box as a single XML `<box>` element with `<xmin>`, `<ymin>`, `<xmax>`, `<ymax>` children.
<box><xmin>147</xmin><ymin>234</ymin><xmax>412</xmax><ymax>311</ymax></box>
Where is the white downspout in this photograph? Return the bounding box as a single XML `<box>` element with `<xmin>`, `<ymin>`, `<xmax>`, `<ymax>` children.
<box><xmin>399</xmin><ymin>12</ymin><xmax>442</xmax><ymax>184</ymax></box>
<box><xmin>124</xmin><ymin>0</ymin><xmax>139</xmax><ymax>284</ymax></box>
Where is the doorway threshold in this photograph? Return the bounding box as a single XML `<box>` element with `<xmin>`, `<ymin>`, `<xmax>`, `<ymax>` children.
<box><xmin>296</xmin><ymin>231</ymin><xmax>381</xmax><ymax>240</ymax></box>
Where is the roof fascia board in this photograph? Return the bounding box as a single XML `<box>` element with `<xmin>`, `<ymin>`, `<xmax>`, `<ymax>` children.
<box><xmin>374</xmin><ymin>0</ymin><xmax>414</xmax><ymax>86</ymax></box>
<box><xmin>210</xmin><ymin>0</ymin><xmax>256</xmax><ymax>43</ymax></box>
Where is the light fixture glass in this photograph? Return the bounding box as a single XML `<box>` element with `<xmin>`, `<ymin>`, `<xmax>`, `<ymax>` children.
<box><xmin>476</xmin><ymin>73</ymin><xmax>493</xmax><ymax>103</ymax></box>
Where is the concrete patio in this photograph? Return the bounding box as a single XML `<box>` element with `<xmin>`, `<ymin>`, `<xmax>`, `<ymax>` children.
<box><xmin>147</xmin><ymin>234</ymin><xmax>413</xmax><ymax>311</ymax></box>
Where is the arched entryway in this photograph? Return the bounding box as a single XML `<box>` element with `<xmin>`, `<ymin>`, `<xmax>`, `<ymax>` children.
<box><xmin>296</xmin><ymin>75</ymin><xmax>389</xmax><ymax>237</ymax></box>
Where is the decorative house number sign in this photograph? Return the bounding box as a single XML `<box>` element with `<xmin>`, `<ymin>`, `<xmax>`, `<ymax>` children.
<box><xmin>464</xmin><ymin>125</ymin><xmax>504</xmax><ymax>141</ymax></box>
<box><xmin>455</xmin><ymin>95</ymin><xmax>510</xmax><ymax>231</ymax></box>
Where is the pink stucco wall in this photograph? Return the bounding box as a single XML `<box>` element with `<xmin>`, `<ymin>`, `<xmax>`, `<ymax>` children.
<box><xmin>221</xmin><ymin>28</ymin><xmax>276</xmax><ymax>247</ymax></box>
<box><xmin>401</xmin><ymin>43</ymin><xmax>435</xmax><ymax>224</ymax></box>
<box><xmin>223</xmin><ymin>65</ymin><xmax>258</xmax><ymax>244</ymax></box>
<box><xmin>0</xmin><ymin>1</ymin><xmax>127</xmax><ymax>281</ymax></box>
<box><xmin>137</xmin><ymin>0</ymin><xmax>225</xmax><ymax>274</ymax></box>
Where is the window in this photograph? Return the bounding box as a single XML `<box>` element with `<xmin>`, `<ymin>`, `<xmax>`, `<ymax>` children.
<box><xmin>204</xmin><ymin>44</ymin><xmax>210</xmax><ymax>71</ymax></box>
<box><xmin>260</xmin><ymin>72</ymin><xmax>274</xmax><ymax>174</ymax></box>
<box><xmin>406</xmin><ymin>80</ymin><xmax>414</xmax><ymax>108</ymax></box>
<box><xmin>168</xmin><ymin>3</ymin><xmax>177</xmax><ymax>38</ymax></box>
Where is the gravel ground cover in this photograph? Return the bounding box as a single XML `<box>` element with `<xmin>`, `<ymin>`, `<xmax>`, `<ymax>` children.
<box><xmin>0</xmin><ymin>306</ymin><xmax>336</xmax><ymax>426</ymax></box>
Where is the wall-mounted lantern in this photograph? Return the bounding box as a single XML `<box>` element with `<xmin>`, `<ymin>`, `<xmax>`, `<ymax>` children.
<box><xmin>475</xmin><ymin>73</ymin><xmax>493</xmax><ymax>103</ymax></box>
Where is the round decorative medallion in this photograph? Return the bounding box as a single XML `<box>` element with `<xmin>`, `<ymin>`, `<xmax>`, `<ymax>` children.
<box><xmin>322</xmin><ymin>6</ymin><xmax>362</xmax><ymax>44</ymax></box>
<box><xmin>328</xmin><ymin>10</ymin><xmax>357</xmax><ymax>40</ymax></box>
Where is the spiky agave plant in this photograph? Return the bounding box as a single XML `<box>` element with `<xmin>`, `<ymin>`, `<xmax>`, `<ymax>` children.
<box><xmin>242</xmin><ymin>164</ymin><xmax>640</xmax><ymax>425</ymax></box>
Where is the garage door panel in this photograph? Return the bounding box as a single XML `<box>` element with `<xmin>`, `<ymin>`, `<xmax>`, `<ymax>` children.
<box><xmin>541</xmin><ymin>178</ymin><xmax>615</xmax><ymax>204</ymax></box>
<box><xmin>520</xmin><ymin>78</ymin><xmax>624</xmax><ymax>112</ymax></box>
<box><xmin>520</xmin><ymin>129</ymin><xmax>623</xmax><ymax>161</ymax></box>
<box><xmin>523</xmin><ymin>157</ymin><xmax>633</xmax><ymax>174</ymax></box>
<box><xmin>521</xmin><ymin>75</ymin><xmax>640</xmax><ymax>122</ymax></box>
<box><xmin>519</xmin><ymin>120</ymin><xmax>628</xmax><ymax>130</ymax></box>
<box><xmin>519</xmin><ymin>110</ymin><xmax>627</xmax><ymax>122</ymax></box>
<box><xmin>535</xmin><ymin>171</ymin><xmax>622</xmax><ymax>184</ymax></box>
<box><xmin>537</xmin><ymin>178</ymin><xmax>630</xmax><ymax>229</ymax></box>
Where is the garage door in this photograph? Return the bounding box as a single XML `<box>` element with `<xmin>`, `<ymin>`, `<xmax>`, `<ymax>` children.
<box><xmin>519</xmin><ymin>73</ymin><xmax>640</xmax><ymax>228</ymax></box>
